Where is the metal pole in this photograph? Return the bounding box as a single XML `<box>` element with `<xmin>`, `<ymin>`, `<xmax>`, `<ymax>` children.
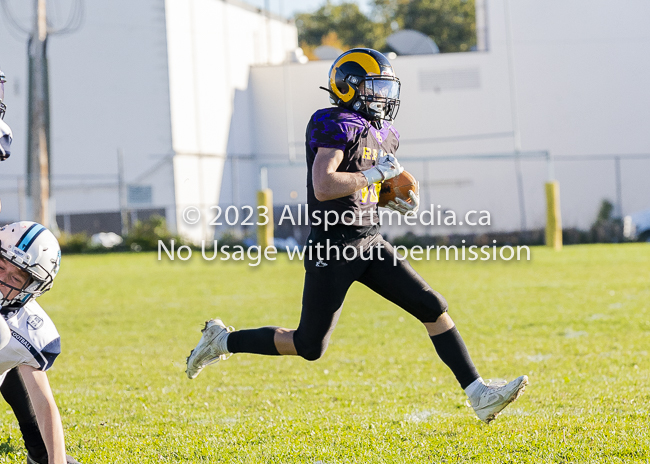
<box><xmin>265</xmin><ymin>0</ymin><xmax>272</xmax><ymax>64</ymax></box>
<box><xmin>232</xmin><ymin>156</ymin><xmax>241</xmax><ymax>235</ymax></box>
<box><xmin>514</xmin><ymin>157</ymin><xmax>527</xmax><ymax>230</ymax></box>
<box><xmin>29</xmin><ymin>0</ymin><xmax>50</xmax><ymax>227</ymax></box>
<box><xmin>546</xmin><ymin>150</ymin><xmax>554</xmax><ymax>181</ymax></box>
<box><xmin>283</xmin><ymin>62</ymin><xmax>296</xmax><ymax>162</ymax></box>
<box><xmin>504</xmin><ymin>0</ymin><xmax>521</xmax><ymax>153</ymax></box>
<box><xmin>504</xmin><ymin>0</ymin><xmax>527</xmax><ymax>230</ymax></box>
<box><xmin>260</xmin><ymin>166</ymin><xmax>268</xmax><ymax>191</ymax></box>
<box><xmin>257</xmin><ymin>166</ymin><xmax>273</xmax><ymax>249</ymax></box>
<box><xmin>17</xmin><ymin>177</ymin><xmax>26</xmax><ymax>221</ymax></box>
<box><xmin>614</xmin><ymin>156</ymin><xmax>623</xmax><ymax>219</ymax></box>
<box><xmin>118</xmin><ymin>148</ymin><xmax>128</xmax><ymax>235</ymax></box>
<box><xmin>475</xmin><ymin>0</ymin><xmax>490</xmax><ymax>52</ymax></box>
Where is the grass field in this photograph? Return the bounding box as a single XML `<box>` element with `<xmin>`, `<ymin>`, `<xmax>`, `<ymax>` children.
<box><xmin>0</xmin><ymin>244</ymin><xmax>648</xmax><ymax>463</ymax></box>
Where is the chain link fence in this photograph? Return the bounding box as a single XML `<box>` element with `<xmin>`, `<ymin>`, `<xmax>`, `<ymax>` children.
<box><xmin>0</xmin><ymin>152</ymin><xmax>647</xmax><ymax>244</ymax></box>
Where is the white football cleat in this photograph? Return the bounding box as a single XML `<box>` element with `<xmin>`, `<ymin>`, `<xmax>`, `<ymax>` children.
<box><xmin>186</xmin><ymin>319</ymin><xmax>234</xmax><ymax>379</ymax></box>
<box><xmin>468</xmin><ymin>375</ymin><xmax>528</xmax><ymax>423</ymax></box>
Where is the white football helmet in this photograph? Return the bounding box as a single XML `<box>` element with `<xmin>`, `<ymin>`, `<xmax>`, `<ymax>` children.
<box><xmin>0</xmin><ymin>222</ymin><xmax>61</xmax><ymax>307</ymax></box>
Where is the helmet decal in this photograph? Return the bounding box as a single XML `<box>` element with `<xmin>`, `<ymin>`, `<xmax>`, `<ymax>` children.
<box><xmin>17</xmin><ymin>223</ymin><xmax>47</xmax><ymax>252</ymax></box>
<box><xmin>329</xmin><ymin>51</ymin><xmax>382</xmax><ymax>103</ymax></box>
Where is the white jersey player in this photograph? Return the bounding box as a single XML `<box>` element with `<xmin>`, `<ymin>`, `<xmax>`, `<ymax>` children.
<box><xmin>0</xmin><ymin>300</ymin><xmax>61</xmax><ymax>385</ymax></box>
<box><xmin>0</xmin><ymin>68</ymin><xmax>81</xmax><ymax>463</ymax></box>
<box><xmin>0</xmin><ymin>222</ymin><xmax>83</xmax><ymax>464</ymax></box>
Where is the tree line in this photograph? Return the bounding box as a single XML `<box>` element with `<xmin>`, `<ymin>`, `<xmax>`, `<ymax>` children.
<box><xmin>295</xmin><ymin>0</ymin><xmax>477</xmax><ymax>59</ymax></box>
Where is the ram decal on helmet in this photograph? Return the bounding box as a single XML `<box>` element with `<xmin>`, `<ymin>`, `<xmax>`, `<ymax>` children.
<box><xmin>322</xmin><ymin>48</ymin><xmax>401</xmax><ymax>122</ymax></box>
<box><xmin>0</xmin><ymin>222</ymin><xmax>62</xmax><ymax>307</ymax></box>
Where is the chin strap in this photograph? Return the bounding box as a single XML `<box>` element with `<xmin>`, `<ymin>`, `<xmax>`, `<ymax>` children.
<box><xmin>0</xmin><ymin>302</ymin><xmax>24</xmax><ymax>315</ymax></box>
<box><xmin>320</xmin><ymin>87</ymin><xmax>387</xmax><ymax>125</ymax></box>
<box><xmin>319</xmin><ymin>86</ymin><xmax>340</xmax><ymax>103</ymax></box>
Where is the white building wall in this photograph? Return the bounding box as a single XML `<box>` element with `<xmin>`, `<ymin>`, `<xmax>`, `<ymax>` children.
<box><xmin>164</xmin><ymin>0</ymin><xmax>298</xmax><ymax>242</ymax></box>
<box><xmin>0</xmin><ymin>0</ymin><xmax>298</xmax><ymax>242</ymax></box>
<box><xmin>0</xmin><ymin>0</ymin><xmax>174</xmax><ymax>224</ymax></box>
<box><xmin>508</xmin><ymin>0</ymin><xmax>650</xmax><ymax>227</ymax></box>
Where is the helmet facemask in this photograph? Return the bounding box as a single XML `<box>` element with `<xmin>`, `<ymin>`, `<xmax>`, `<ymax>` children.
<box><xmin>356</xmin><ymin>77</ymin><xmax>401</xmax><ymax>121</ymax></box>
<box><xmin>0</xmin><ymin>254</ymin><xmax>54</xmax><ymax>307</ymax></box>
<box><xmin>0</xmin><ymin>257</ymin><xmax>34</xmax><ymax>307</ymax></box>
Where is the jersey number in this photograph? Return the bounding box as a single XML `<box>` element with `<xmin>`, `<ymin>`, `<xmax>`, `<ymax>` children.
<box><xmin>360</xmin><ymin>182</ymin><xmax>380</xmax><ymax>205</ymax></box>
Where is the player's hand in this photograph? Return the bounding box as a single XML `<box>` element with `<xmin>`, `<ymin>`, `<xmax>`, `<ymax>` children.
<box><xmin>375</xmin><ymin>154</ymin><xmax>403</xmax><ymax>181</ymax></box>
<box><xmin>362</xmin><ymin>154</ymin><xmax>404</xmax><ymax>185</ymax></box>
<box><xmin>387</xmin><ymin>183</ymin><xmax>419</xmax><ymax>215</ymax></box>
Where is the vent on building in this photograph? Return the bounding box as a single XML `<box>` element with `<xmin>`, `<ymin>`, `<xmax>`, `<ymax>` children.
<box><xmin>419</xmin><ymin>68</ymin><xmax>481</xmax><ymax>92</ymax></box>
<box><xmin>128</xmin><ymin>185</ymin><xmax>153</xmax><ymax>205</ymax></box>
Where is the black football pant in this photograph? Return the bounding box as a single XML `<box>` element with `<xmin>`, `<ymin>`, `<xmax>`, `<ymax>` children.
<box><xmin>228</xmin><ymin>235</ymin><xmax>449</xmax><ymax>360</ymax></box>
<box><xmin>292</xmin><ymin>235</ymin><xmax>448</xmax><ymax>360</ymax></box>
<box><xmin>1</xmin><ymin>367</ymin><xmax>48</xmax><ymax>464</ymax></box>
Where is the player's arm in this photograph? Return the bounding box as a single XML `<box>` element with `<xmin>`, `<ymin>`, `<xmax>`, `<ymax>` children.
<box><xmin>312</xmin><ymin>147</ymin><xmax>367</xmax><ymax>201</ymax></box>
<box><xmin>313</xmin><ymin>147</ymin><xmax>404</xmax><ymax>201</ymax></box>
<box><xmin>18</xmin><ymin>365</ymin><xmax>67</xmax><ymax>464</ymax></box>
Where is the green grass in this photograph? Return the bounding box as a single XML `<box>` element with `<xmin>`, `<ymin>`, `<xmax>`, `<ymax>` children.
<box><xmin>1</xmin><ymin>244</ymin><xmax>649</xmax><ymax>463</ymax></box>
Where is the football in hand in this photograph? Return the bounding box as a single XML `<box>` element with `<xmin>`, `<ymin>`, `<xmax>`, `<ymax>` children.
<box><xmin>378</xmin><ymin>170</ymin><xmax>418</xmax><ymax>207</ymax></box>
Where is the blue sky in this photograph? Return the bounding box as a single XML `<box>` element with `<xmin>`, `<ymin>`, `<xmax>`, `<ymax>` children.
<box><xmin>242</xmin><ymin>0</ymin><xmax>372</xmax><ymax>19</ymax></box>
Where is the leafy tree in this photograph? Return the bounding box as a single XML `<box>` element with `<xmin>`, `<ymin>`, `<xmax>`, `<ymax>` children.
<box><xmin>295</xmin><ymin>1</ymin><xmax>381</xmax><ymax>54</ymax></box>
<box><xmin>296</xmin><ymin>0</ymin><xmax>477</xmax><ymax>56</ymax></box>
<box><xmin>373</xmin><ymin>0</ymin><xmax>476</xmax><ymax>53</ymax></box>
<box><xmin>300</xmin><ymin>31</ymin><xmax>347</xmax><ymax>61</ymax></box>
<box><xmin>590</xmin><ymin>199</ymin><xmax>623</xmax><ymax>243</ymax></box>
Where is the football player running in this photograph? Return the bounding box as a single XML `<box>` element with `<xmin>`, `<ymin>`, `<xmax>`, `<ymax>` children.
<box><xmin>0</xmin><ymin>67</ymin><xmax>82</xmax><ymax>464</ymax></box>
<box><xmin>186</xmin><ymin>49</ymin><xmax>527</xmax><ymax>423</ymax></box>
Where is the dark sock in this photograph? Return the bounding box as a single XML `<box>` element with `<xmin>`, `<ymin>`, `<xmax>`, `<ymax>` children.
<box><xmin>227</xmin><ymin>327</ymin><xmax>280</xmax><ymax>356</ymax></box>
<box><xmin>430</xmin><ymin>327</ymin><xmax>480</xmax><ymax>389</ymax></box>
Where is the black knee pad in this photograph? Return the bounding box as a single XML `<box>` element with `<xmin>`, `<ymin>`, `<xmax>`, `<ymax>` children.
<box><xmin>432</xmin><ymin>290</ymin><xmax>449</xmax><ymax>314</ymax></box>
<box><xmin>293</xmin><ymin>335</ymin><xmax>327</xmax><ymax>361</ymax></box>
<box><xmin>413</xmin><ymin>288</ymin><xmax>448</xmax><ymax>323</ymax></box>
<box><xmin>299</xmin><ymin>347</ymin><xmax>325</xmax><ymax>361</ymax></box>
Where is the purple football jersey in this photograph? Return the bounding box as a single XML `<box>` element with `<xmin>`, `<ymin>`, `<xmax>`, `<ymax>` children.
<box><xmin>305</xmin><ymin>107</ymin><xmax>399</xmax><ymax>232</ymax></box>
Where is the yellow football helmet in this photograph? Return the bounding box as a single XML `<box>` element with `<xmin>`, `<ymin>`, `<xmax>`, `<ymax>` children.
<box><xmin>322</xmin><ymin>48</ymin><xmax>401</xmax><ymax>121</ymax></box>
